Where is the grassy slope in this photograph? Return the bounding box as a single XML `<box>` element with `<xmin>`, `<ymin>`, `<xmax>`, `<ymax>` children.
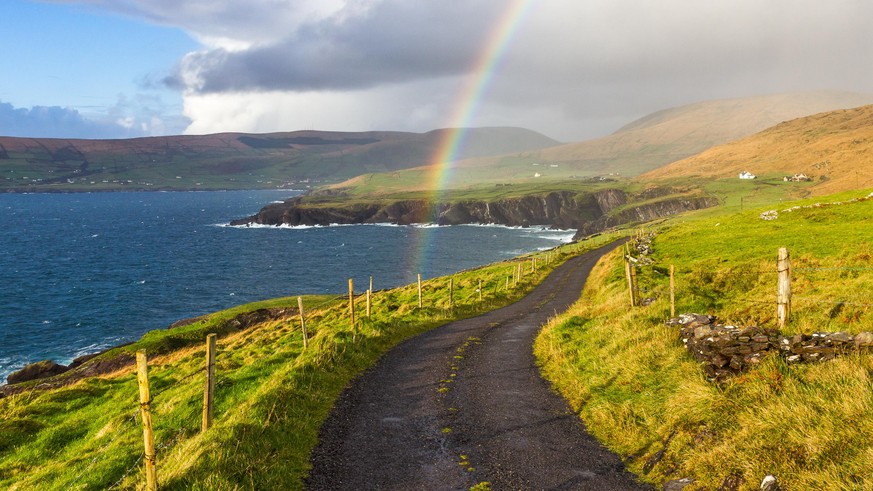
<box><xmin>0</xmin><ymin>127</ymin><xmax>559</xmax><ymax>192</ymax></box>
<box><xmin>643</xmin><ymin>104</ymin><xmax>873</xmax><ymax>196</ymax></box>
<box><xmin>536</xmin><ymin>189</ymin><xmax>873</xmax><ymax>490</ymax></box>
<box><xmin>325</xmin><ymin>91</ymin><xmax>873</xmax><ymax>196</ymax></box>
<box><xmin>0</xmin><ymin>239</ymin><xmax>619</xmax><ymax>490</ymax></box>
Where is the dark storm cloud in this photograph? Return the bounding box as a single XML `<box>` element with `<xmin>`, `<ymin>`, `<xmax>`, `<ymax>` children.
<box><xmin>41</xmin><ymin>0</ymin><xmax>873</xmax><ymax>140</ymax></box>
<box><xmin>171</xmin><ymin>0</ymin><xmax>504</xmax><ymax>92</ymax></box>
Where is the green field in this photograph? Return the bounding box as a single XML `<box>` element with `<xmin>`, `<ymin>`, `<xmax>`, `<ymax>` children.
<box><xmin>0</xmin><ymin>241</ymin><xmax>616</xmax><ymax>490</ymax></box>
<box><xmin>536</xmin><ymin>188</ymin><xmax>873</xmax><ymax>489</ymax></box>
<box><xmin>3</xmin><ymin>172</ymin><xmax>871</xmax><ymax>489</ymax></box>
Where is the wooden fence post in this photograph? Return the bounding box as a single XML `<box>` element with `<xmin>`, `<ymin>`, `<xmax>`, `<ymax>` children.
<box><xmin>417</xmin><ymin>274</ymin><xmax>423</xmax><ymax>308</ymax></box>
<box><xmin>298</xmin><ymin>296</ymin><xmax>308</xmax><ymax>349</ymax></box>
<box><xmin>369</xmin><ymin>276</ymin><xmax>373</xmax><ymax>294</ymax></box>
<box><xmin>366</xmin><ymin>289</ymin><xmax>371</xmax><ymax>319</ymax></box>
<box><xmin>449</xmin><ymin>277</ymin><xmax>454</xmax><ymax>309</ymax></box>
<box><xmin>669</xmin><ymin>264</ymin><xmax>676</xmax><ymax>318</ymax></box>
<box><xmin>624</xmin><ymin>253</ymin><xmax>636</xmax><ymax>308</ymax></box>
<box><xmin>136</xmin><ymin>350</ymin><xmax>157</xmax><ymax>491</ymax></box>
<box><xmin>348</xmin><ymin>279</ymin><xmax>355</xmax><ymax>330</ymax></box>
<box><xmin>777</xmin><ymin>247</ymin><xmax>792</xmax><ymax>328</ymax></box>
<box><xmin>202</xmin><ymin>334</ymin><xmax>216</xmax><ymax>432</ymax></box>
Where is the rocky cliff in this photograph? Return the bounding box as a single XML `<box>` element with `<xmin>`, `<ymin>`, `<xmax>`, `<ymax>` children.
<box><xmin>572</xmin><ymin>195</ymin><xmax>720</xmax><ymax>239</ymax></box>
<box><xmin>231</xmin><ymin>188</ymin><xmax>719</xmax><ymax>235</ymax></box>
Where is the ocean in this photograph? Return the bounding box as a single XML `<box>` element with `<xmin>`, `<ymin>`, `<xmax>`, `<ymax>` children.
<box><xmin>0</xmin><ymin>190</ymin><xmax>574</xmax><ymax>382</ymax></box>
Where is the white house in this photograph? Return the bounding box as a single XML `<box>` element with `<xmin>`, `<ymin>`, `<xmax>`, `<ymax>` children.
<box><xmin>739</xmin><ymin>171</ymin><xmax>757</xmax><ymax>179</ymax></box>
<box><xmin>784</xmin><ymin>173</ymin><xmax>812</xmax><ymax>182</ymax></box>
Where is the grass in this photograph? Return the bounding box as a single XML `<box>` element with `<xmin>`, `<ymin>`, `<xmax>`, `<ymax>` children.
<box><xmin>0</xmin><ymin>237</ymin><xmax>618</xmax><ymax>490</ymax></box>
<box><xmin>535</xmin><ymin>188</ymin><xmax>873</xmax><ymax>489</ymax></box>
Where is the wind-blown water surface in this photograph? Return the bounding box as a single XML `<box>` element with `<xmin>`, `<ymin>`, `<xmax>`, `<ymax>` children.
<box><xmin>0</xmin><ymin>190</ymin><xmax>573</xmax><ymax>382</ymax></box>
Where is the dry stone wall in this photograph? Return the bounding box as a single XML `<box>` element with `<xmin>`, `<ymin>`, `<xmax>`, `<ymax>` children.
<box><xmin>667</xmin><ymin>313</ymin><xmax>873</xmax><ymax>379</ymax></box>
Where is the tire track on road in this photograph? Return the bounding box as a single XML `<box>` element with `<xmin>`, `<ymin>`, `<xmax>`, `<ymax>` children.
<box><xmin>306</xmin><ymin>241</ymin><xmax>651</xmax><ymax>490</ymax></box>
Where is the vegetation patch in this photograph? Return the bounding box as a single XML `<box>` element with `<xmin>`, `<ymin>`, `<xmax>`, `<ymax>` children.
<box><xmin>536</xmin><ymin>189</ymin><xmax>872</xmax><ymax>489</ymax></box>
<box><xmin>0</xmin><ymin>239</ymin><xmax>611</xmax><ymax>490</ymax></box>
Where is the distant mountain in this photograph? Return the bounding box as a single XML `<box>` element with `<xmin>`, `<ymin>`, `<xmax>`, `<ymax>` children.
<box><xmin>518</xmin><ymin>90</ymin><xmax>873</xmax><ymax>177</ymax></box>
<box><xmin>641</xmin><ymin>104</ymin><xmax>873</xmax><ymax>195</ymax></box>
<box><xmin>323</xmin><ymin>91</ymin><xmax>873</xmax><ymax>194</ymax></box>
<box><xmin>0</xmin><ymin>127</ymin><xmax>559</xmax><ymax>192</ymax></box>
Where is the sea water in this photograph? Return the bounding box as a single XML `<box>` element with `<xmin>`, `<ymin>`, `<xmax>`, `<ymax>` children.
<box><xmin>0</xmin><ymin>190</ymin><xmax>574</xmax><ymax>383</ymax></box>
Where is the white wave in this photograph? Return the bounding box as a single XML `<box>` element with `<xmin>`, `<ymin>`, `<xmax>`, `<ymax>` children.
<box><xmin>220</xmin><ymin>222</ymin><xmax>322</xmax><ymax>230</ymax></box>
<box><xmin>226</xmin><ymin>221</ymin><xmax>420</xmax><ymax>229</ymax></box>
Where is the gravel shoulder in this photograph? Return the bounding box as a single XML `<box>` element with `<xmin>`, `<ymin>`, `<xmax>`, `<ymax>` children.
<box><xmin>306</xmin><ymin>241</ymin><xmax>652</xmax><ymax>490</ymax></box>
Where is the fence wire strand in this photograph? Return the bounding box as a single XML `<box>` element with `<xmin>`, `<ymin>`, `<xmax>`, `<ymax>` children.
<box><xmin>106</xmin><ymin>451</ymin><xmax>145</xmax><ymax>490</ymax></box>
<box><xmin>68</xmin><ymin>413</ymin><xmax>139</xmax><ymax>490</ymax></box>
<box><xmin>793</xmin><ymin>296</ymin><xmax>873</xmax><ymax>307</ymax></box>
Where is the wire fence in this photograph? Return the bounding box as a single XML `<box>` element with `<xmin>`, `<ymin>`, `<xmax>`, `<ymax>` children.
<box><xmin>54</xmin><ymin>243</ymin><xmax>585</xmax><ymax>490</ymax></box>
<box><xmin>624</xmin><ymin>240</ymin><xmax>873</xmax><ymax>319</ymax></box>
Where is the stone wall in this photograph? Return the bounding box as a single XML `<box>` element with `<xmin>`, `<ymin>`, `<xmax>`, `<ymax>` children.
<box><xmin>667</xmin><ymin>313</ymin><xmax>873</xmax><ymax>379</ymax></box>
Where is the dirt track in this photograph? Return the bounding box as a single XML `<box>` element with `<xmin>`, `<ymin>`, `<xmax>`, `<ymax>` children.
<box><xmin>306</xmin><ymin>241</ymin><xmax>652</xmax><ymax>490</ymax></box>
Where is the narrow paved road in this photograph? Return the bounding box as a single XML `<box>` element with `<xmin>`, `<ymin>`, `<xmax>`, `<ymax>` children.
<box><xmin>306</xmin><ymin>241</ymin><xmax>652</xmax><ymax>490</ymax></box>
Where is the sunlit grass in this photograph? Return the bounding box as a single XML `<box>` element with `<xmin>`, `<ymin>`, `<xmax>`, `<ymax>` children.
<box><xmin>536</xmin><ymin>189</ymin><xmax>872</xmax><ymax>489</ymax></box>
<box><xmin>0</xmin><ymin>238</ymin><xmax>615</xmax><ymax>490</ymax></box>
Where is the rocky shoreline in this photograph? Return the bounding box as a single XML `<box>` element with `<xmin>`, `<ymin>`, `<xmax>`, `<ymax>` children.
<box><xmin>230</xmin><ymin>188</ymin><xmax>719</xmax><ymax>239</ymax></box>
<box><xmin>0</xmin><ymin>307</ymin><xmax>293</xmax><ymax>397</ymax></box>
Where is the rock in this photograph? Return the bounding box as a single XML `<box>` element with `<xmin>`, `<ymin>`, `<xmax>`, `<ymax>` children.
<box><xmin>855</xmin><ymin>331</ymin><xmax>873</xmax><ymax>347</ymax></box>
<box><xmin>667</xmin><ymin>313</ymin><xmax>715</xmax><ymax>327</ymax></box>
<box><xmin>68</xmin><ymin>353</ymin><xmax>100</xmax><ymax>369</ymax></box>
<box><xmin>663</xmin><ymin>478</ymin><xmax>694</xmax><ymax>491</ymax></box>
<box><xmin>760</xmin><ymin>474</ymin><xmax>782</xmax><ymax>491</ymax></box>
<box><xmin>744</xmin><ymin>353</ymin><xmax>765</xmax><ymax>365</ymax></box>
<box><xmin>827</xmin><ymin>331</ymin><xmax>853</xmax><ymax>344</ymax></box>
<box><xmin>718</xmin><ymin>473</ymin><xmax>744</xmax><ymax>491</ymax></box>
<box><xmin>729</xmin><ymin>356</ymin><xmax>745</xmax><ymax>370</ymax></box>
<box><xmin>712</xmin><ymin>353</ymin><xmax>729</xmax><ymax>368</ymax></box>
<box><xmin>694</xmin><ymin>325</ymin><xmax>715</xmax><ymax>339</ymax></box>
<box><xmin>6</xmin><ymin>360</ymin><xmax>69</xmax><ymax>385</ymax></box>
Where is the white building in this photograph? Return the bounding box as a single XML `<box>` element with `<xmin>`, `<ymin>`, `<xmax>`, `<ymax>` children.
<box><xmin>739</xmin><ymin>171</ymin><xmax>757</xmax><ymax>179</ymax></box>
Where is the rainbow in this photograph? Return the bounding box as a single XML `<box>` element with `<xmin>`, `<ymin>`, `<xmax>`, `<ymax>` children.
<box><xmin>427</xmin><ymin>0</ymin><xmax>535</xmax><ymax>193</ymax></box>
<box><xmin>407</xmin><ymin>0</ymin><xmax>535</xmax><ymax>276</ymax></box>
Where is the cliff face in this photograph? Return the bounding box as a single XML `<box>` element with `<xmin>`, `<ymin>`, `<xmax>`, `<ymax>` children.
<box><xmin>230</xmin><ymin>188</ymin><xmax>718</xmax><ymax>236</ymax></box>
<box><xmin>573</xmin><ymin>195</ymin><xmax>720</xmax><ymax>239</ymax></box>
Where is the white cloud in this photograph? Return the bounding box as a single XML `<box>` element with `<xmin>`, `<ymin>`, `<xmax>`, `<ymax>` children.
<box><xmin>182</xmin><ymin>76</ymin><xmax>462</xmax><ymax>135</ymax></box>
<box><xmin>43</xmin><ymin>0</ymin><xmax>873</xmax><ymax>140</ymax></box>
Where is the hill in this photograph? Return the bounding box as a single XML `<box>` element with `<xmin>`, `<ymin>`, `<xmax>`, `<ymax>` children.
<box><xmin>642</xmin><ymin>104</ymin><xmax>873</xmax><ymax>195</ymax></box>
<box><xmin>537</xmin><ymin>188</ymin><xmax>873</xmax><ymax>490</ymax></box>
<box><xmin>537</xmin><ymin>90</ymin><xmax>873</xmax><ymax>175</ymax></box>
<box><xmin>0</xmin><ymin>127</ymin><xmax>559</xmax><ymax>192</ymax></box>
<box><xmin>325</xmin><ymin>91</ymin><xmax>873</xmax><ymax>195</ymax></box>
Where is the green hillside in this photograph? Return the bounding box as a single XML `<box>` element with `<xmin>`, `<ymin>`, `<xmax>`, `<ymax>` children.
<box><xmin>537</xmin><ymin>188</ymin><xmax>873</xmax><ymax>490</ymax></box>
<box><xmin>0</xmin><ymin>244</ymin><xmax>593</xmax><ymax>490</ymax></box>
<box><xmin>643</xmin><ymin>104</ymin><xmax>873</xmax><ymax>196</ymax></box>
<box><xmin>0</xmin><ymin>127</ymin><xmax>559</xmax><ymax>192</ymax></box>
<box><xmin>323</xmin><ymin>91</ymin><xmax>873</xmax><ymax>196</ymax></box>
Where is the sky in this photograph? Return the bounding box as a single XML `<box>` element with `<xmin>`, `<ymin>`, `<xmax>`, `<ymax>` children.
<box><xmin>2</xmin><ymin>0</ymin><xmax>873</xmax><ymax>142</ymax></box>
